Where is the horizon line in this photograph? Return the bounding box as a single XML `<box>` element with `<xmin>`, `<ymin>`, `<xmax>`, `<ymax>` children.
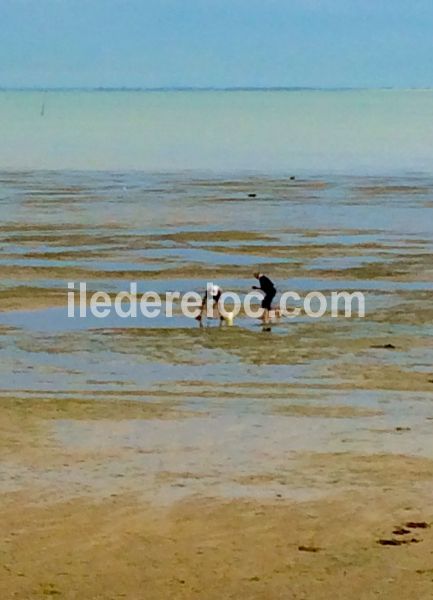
<box><xmin>1</xmin><ymin>85</ymin><xmax>433</xmax><ymax>92</ymax></box>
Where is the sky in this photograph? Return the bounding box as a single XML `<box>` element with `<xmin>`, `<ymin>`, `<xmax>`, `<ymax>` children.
<box><xmin>1</xmin><ymin>0</ymin><xmax>433</xmax><ymax>89</ymax></box>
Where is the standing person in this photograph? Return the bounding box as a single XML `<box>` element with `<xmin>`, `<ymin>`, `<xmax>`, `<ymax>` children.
<box><xmin>252</xmin><ymin>272</ymin><xmax>277</xmax><ymax>324</ymax></box>
<box><xmin>196</xmin><ymin>284</ymin><xmax>223</xmax><ymax>324</ymax></box>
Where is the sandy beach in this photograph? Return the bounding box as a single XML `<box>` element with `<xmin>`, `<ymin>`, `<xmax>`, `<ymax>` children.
<box><xmin>3</xmin><ymin>398</ymin><xmax>433</xmax><ymax>599</ymax></box>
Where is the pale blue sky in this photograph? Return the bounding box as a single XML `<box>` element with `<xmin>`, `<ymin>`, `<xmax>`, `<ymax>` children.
<box><xmin>1</xmin><ymin>0</ymin><xmax>433</xmax><ymax>88</ymax></box>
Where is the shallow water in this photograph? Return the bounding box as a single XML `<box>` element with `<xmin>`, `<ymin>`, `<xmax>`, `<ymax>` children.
<box><xmin>0</xmin><ymin>169</ymin><xmax>432</xmax><ymax>502</ymax></box>
<box><xmin>1</xmin><ymin>90</ymin><xmax>433</xmax><ymax>173</ymax></box>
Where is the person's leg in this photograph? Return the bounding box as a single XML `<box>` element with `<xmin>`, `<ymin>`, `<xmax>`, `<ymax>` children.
<box><xmin>214</xmin><ymin>299</ymin><xmax>220</xmax><ymax>321</ymax></box>
<box><xmin>262</xmin><ymin>295</ymin><xmax>271</xmax><ymax>324</ymax></box>
<box><xmin>263</xmin><ymin>291</ymin><xmax>277</xmax><ymax>323</ymax></box>
<box><xmin>269</xmin><ymin>290</ymin><xmax>277</xmax><ymax>319</ymax></box>
<box><xmin>196</xmin><ymin>292</ymin><xmax>207</xmax><ymax>323</ymax></box>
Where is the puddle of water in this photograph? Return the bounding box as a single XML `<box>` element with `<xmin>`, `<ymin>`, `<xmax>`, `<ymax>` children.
<box><xmin>43</xmin><ymin>398</ymin><xmax>433</xmax><ymax>502</ymax></box>
<box><xmin>308</xmin><ymin>255</ymin><xmax>388</xmax><ymax>271</ymax></box>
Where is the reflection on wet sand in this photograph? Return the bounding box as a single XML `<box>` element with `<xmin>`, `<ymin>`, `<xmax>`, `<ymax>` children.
<box><xmin>0</xmin><ymin>171</ymin><xmax>432</xmax><ymax>598</ymax></box>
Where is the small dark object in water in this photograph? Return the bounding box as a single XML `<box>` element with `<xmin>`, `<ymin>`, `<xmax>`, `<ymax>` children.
<box><xmin>395</xmin><ymin>427</ymin><xmax>411</xmax><ymax>432</ymax></box>
<box><xmin>393</xmin><ymin>527</ymin><xmax>411</xmax><ymax>535</ymax></box>
<box><xmin>406</xmin><ymin>521</ymin><xmax>430</xmax><ymax>529</ymax></box>
<box><xmin>290</xmin><ymin>176</ymin><xmax>295</xmax><ymax>180</ymax></box>
<box><xmin>248</xmin><ymin>193</ymin><xmax>257</xmax><ymax>198</ymax></box>
<box><xmin>298</xmin><ymin>545</ymin><xmax>320</xmax><ymax>553</ymax></box>
<box><xmin>371</xmin><ymin>343</ymin><xmax>396</xmax><ymax>350</ymax></box>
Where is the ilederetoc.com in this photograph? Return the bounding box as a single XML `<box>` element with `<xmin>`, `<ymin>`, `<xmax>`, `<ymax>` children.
<box><xmin>67</xmin><ymin>282</ymin><xmax>366</xmax><ymax>322</ymax></box>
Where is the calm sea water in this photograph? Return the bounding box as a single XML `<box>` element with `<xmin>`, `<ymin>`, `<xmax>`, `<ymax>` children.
<box><xmin>1</xmin><ymin>90</ymin><xmax>433</xmax><ymax>173</ymax></box>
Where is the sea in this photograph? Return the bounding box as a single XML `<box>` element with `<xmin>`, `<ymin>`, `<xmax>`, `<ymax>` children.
<box><xmin>1</xmin><ymin>89</ymin><xmax>433</xmax><ymax>174</ymax></box>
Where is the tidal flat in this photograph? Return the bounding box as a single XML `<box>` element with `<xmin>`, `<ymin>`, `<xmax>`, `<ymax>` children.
<box><xmin>0</xmin><ymin>171</ymin><xmax>432</xmax><ymax>598</ymax></box>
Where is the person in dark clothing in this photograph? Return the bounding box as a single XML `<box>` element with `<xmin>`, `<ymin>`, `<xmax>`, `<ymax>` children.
<box><xmin>253</xmin><ymin>272</ymin><xmax>277</xmax><ymax>324</ymax></box>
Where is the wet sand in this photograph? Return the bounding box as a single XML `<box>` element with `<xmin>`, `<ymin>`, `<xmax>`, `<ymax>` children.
<box><xmin>0</xmin><ymin>171</ymin><xmax>432</xmax><ymax>598</ymax></box>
